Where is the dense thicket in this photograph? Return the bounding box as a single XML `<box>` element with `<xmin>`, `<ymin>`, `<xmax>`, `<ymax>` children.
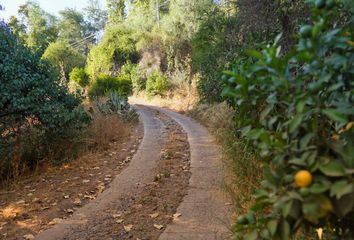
<box><xmin>0</xmin><ymin>20</ymin><xmax>89</xmax><ymax>180</ymax></box>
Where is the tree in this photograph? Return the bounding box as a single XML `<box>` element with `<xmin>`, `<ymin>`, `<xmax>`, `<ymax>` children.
<box><xmin>58</xmin><ymin>8</ymin><xmax>90</xmax><ymax>52</ymax></box>
<box><xmin>16</xmin><ymin>1</ymin><xmax>58</xmax><ymax>53</ymax></box>
<box><xmin>86</xmin><ymin>25</ymin><xmax>138</xmax><ymax>78</ymax></box>
<box><xmin>84</xmin><ymin>0</ymin><xmax>107</xmax><ymax>42</ymax></box>
<box><xmin>107</xmin><ymin>0</ymin><xmax>126</xmax><ymax>23</ymax></box>
<box><xmin>42</xmin><ymin>41</ymin><xmax>86</xmax><ymax>83</ymax></box>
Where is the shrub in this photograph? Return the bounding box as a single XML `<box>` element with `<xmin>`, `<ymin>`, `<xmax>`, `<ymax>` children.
<box><xmin>121</xmin><ymin>62</ymin><xmax>145</xmax><ymax>93</ymax></box>
<box><xmin>69</xmin><ymin>67</ymin><xmax>90</xmax><ymax>87</ymax></box>
<box><xmin>146</xmin><ymin>70</ymin><xmax>169</xmax><ymax>97</ymax></box>
<box><xmin>88</xmin><ymin>73</ymin><xmax>132</xmax><ymax>99</ymax></box>
<box><xmin>222</xmin><ymin>1</ymin><xmax>354</xmax><ymax>239</ymax></box>
<box><xmin>0</xmin><ymin>20</ymin><xmax>90</xmax><ymax>181</ymax></box>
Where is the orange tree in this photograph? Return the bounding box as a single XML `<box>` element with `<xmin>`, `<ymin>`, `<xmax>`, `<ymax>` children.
<box><xmin>222</xmin><ymin>0</ymin><xmax>354</xmax><ymax>239</ymax></box>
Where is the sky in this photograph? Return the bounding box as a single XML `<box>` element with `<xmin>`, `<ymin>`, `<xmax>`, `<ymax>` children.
<box><xmin>0</xmin><ymin>0</ymin><xmax>106</xmax><ymax>21</ymax></box>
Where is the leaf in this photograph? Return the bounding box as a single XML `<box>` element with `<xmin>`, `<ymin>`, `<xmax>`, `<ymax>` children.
<box><xmin>124</xmin><ymin>224</ymin><xmax>133</xmax><ymax>232</ymax></box>
<box><xmin>267</xmin><ymin>219</ymin><xmax>278</xmax><ymax>236</ymax></box>
<box><xmin>245</xmin><ymin>49</ymin><xmax>263</xmax><ymax>59</ymax></box>
<box><xmin>246</xmin><ymin>128</ymin><xmax>264</xmax><ymax>139</ymax></box>
<box><xmin>280</xmin><ymin>219</ymin><xmax>290</xmax><ymax>240</ymax></box>
<box><xmin>153</xmin><ymin>224</ymin><xmax>164</xmax><ymax>230</ymax></box>
<box><xmin>245</xmin><ymin>230</ymin><xmax>258</xmax><ymax>240</ymax></box>
<box><xmin>330</xmin><ymin>181</ymin><xmax>354</xmax><ymax>199</ymax></box>
<box><xmin>173</xmin><ymin>213</ymin><xmax>182</xmax><ymax>220</ymax></box>
<box><xmin>309</xmin><ymin>183</ymin><xmax>329</xmax><ymax>194</ymax></box>
<box><xmin>319</xmin><ymin>162</ymin><xmax>346</xmax><ymax>177</ymax></box>
<box><xmin>282</xmin><ymin>201</ymin><xmax>293</xmax><ymax>218</ymax></box>
<box><xmin>333</xmin><ymin>192</ymin><xmax>354</xmax><ymax>217</ymax></box>
<box><xmin>149</xmin><ymin>213</ymin><xmax>159</xmax><ymax>218</ymax></box>
<box><xmin>289</xmin><ymin>114</ymin><xmax>303</xmax><ymax>133</ymax></box>
<box><xmin>322</xmin><ymin>109</ymin><xmax>348</xmax><ymax>123</ymax></box>
<box><xmin>23</xmin><ymin>234</ymin><xmax>35</xmax><ymax>240</ymax></box>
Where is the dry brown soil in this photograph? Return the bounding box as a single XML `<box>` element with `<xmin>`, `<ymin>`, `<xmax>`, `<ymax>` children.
<box><xmin>0</xmin><ymin>122</ymin><xmax>143</xmax><ymax>240</ymax></box>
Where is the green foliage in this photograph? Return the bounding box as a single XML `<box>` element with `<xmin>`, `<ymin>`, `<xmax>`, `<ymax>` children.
<box><xmin>86</xmin><ymin>24</ymin><xmax>138</xmax><ymax>77</ymax></box>
<box><xmin>222</xmin><ymin>1</ymin><xmax>354</xmax><ymax>238</ymax></box>
<box><xmin>0</xmin><ymin>23</ymin><xmax>90</xmax><ymax>180</ymax></box>
<box><xmin>146</xmin><ymin>70</ymin><xmax>169</xmax><ymax>97</ymax></box>
<box><xmin>69</xmin><ymin>67</ymin><xmax>90</xmax><ymax>87</ymax></box>
<box><xmin>107</xmin><ymin>0</ymin><xmax>126</xmax><ymax>23</ymax></box>
<box><xmin>14</xmin><ymin>1</ymin><xmax>58</xmax><ymax>54</ymax></box>
<box><xmin>88</xmin><ymin>73</ymin><xmax>132</xmax><ymax>99</ymax></box>
<box><xmin>42</xmin><ymin>40</ymin><xmax>86</xmax><ymax>82</ymax></box>
<box><xmin>121</xmin><ymin>62</ymin><xmax>144</xmax><ymax>93</ymax></box>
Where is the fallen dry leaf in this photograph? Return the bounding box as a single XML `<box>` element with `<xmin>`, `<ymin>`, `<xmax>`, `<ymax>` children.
<box><xmin>65</xmin><ymin>209</ymin><xmax>74</xmax><ymax>214</ymax></box>
<box><xmin>149</xmin><ymin>213</ymin><xmax>159</xmax><ymax>218</ymax></box>
<box><xmin>63</xmin><ymin>195</ymin><xmax>70</xmax><ymax>199</ymax></box>
<box><xmin>73</xmin><ymin>198</ymin><xmax>82</xmax><ymax>206</ymax></box>
<box><xmin>112</xmin><ymin>213</ymin><xmax>122</xmax><ymax>218</ymax></box>
<box><xmin>153</xmin><ymin>224</ymin><xmax>164</xmax><ymax>230</ymax></box>
<box><xmin>48</xmin><ymin>218</ymin><xmax>62</xmax><ymax>225</ymax></box>
<box><xmin>23</xmin><ymin>234</ymin><xmax>35</xmax><ymax>240</ymax></box>
<box><xmin>116</xmin><ymin>219</ymin><xmax>124</xmax><ymax>224</ymax></box>
<box><xmin>124</xmin><ymin>224</ymin><xmax>133</xmax><ymax>232</ymax></box>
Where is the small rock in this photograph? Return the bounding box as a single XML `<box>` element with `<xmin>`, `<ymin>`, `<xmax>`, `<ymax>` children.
<box><xmin>63</xmin><ymin>195</ymin><xmax>70</xmax><ymax>199</ymax></box>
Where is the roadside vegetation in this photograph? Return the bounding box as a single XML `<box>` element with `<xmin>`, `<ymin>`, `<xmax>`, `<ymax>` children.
<box><xmin>0</xmin><ymin>0</ymin><xmax>353</xmax><ymax>239</ymax></box>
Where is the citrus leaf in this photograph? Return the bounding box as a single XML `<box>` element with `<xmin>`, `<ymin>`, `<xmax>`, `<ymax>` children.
<box><xmin>319</xmin><ymin>162</ymin><xmax>346</xmax><ymax>177</ymax></box>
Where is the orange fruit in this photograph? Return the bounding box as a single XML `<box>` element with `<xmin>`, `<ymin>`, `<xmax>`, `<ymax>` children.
<box><xmin>295</xmin><ymin>170</ymin><xmax>312</xmax><ymax>188</ymax></box>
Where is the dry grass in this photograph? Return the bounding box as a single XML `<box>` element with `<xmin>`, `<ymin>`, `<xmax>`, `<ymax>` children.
<box><xmin>188</xmin><ymin>102</ymin><xmax>263</xmax><ymax>217</ymax></box>
<box><xmin>87</xmin><ymin>114</ymin><xmax>130</xmax><ymax>151</ymax></box>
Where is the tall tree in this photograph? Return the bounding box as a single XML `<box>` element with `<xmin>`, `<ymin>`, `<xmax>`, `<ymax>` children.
<box><xmin>107</xmin><ymin>0</ymin><xmax>126</xmax><ymax>23</ymax></box>
<box><xmin>16</xmin><ymin>1</ymin><xmax>58</xmax><ymax>53</ymax></box>
<box><xmin>84</xmin><ymin>0</ymin><xmax>107</xmax><ymax>42</ymax></box>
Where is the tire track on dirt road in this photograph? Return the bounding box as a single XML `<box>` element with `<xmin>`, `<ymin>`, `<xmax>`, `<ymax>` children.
<box><xmin>36</xmin><ymin>104</ymin><xmax>232</xmax><ymax>240</ymax></box>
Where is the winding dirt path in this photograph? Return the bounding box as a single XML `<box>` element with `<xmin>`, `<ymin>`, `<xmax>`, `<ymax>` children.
<box><xmin>35</xmin><ymin>104</ymin><xmax>232</xmax><ymax>240</ymax></box>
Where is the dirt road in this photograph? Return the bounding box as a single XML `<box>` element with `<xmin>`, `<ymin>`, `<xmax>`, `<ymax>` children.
<box><xmin>35</xmin><ymin>104</ymin><xmax>232</xmax><ymax>240</ymax></box>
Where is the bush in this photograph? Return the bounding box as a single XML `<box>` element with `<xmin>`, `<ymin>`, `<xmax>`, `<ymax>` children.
<box><xmin>42</xmin><ymin>41</ymin><xmax>86</xmax><ymax>83</ymax></box>
<box><xmin>146</xmin><ymin>70</ymin><xmax>169</xmax><ymax>97</ymax></box>
<box><xmin>88</xmin><ymin>73</ymin><xmax>132</xmax><ymax>99</ymax></box>
<box><xmin>222</xmin><ymin>1</ymin><xmax>354</xmax><ymax>239</ymax></box>
<box><xmin>121</xmin><ymin>62</ymin><xmax>145</xmax><ymax>93</ymax></box>
<box><xmin>69</xmin><ymin>67</ymin><xmax>90</xmax><ymax>87</ymax></box>
<box><xmin>0</xmin><ymin>20</ymin><xmax>90</xmax><ymax>181</ymax></box>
